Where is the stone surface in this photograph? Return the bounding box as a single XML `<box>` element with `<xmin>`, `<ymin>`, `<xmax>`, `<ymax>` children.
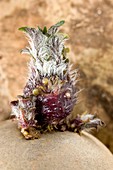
<box><xmin>0</xmin><ymin>120</ymin><xmax>113</xmax><ymax>170</ymax></box>
<box><xmin>0</xmin><ymin>0</ymin><xmax>113</xmax><ymax>152</ymax></box>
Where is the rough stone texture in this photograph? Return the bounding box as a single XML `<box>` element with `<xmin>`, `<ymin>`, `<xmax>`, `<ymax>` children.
<box><xmin>0</xmin><ymin>0</ymin><xmax>113</xmax><ymax>152</ymax></box>
<box><xmin>0</xmin><ymin>120</ymin><xmax>113</xmax><ymax>170</ymax></box>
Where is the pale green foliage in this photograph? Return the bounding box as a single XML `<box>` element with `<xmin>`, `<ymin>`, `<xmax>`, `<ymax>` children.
<box><xmin>19</xmin><ymin>21</ymin><xmax>69</xmax><ymax>78</ymax></box>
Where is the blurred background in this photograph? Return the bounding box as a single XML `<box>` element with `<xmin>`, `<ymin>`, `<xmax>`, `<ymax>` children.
<box><xmin>0</xmin><ymin>0</ymin><xmax>113</xmax><ymax>153</ymax></box>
